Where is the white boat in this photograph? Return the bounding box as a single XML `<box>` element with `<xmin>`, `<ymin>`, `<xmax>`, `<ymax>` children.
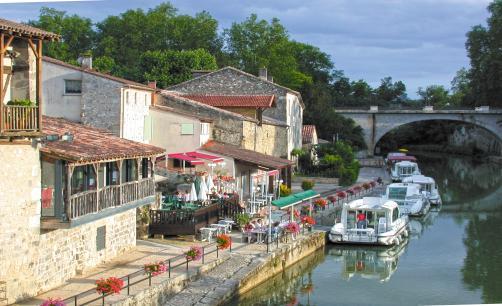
<box><xmin>328</xmin><ymin>242</ymin><xmax>408</xmax><ymax>282</ymax></box>
<box><xmin>402</xmin><ymin>175</ymin><xmax>442</xmax><ymax>205</ymax></box>
<box><xmin>328</xmin><ymin>197</ymin><xmax>409</xmax><ymax>246</ymax></box>
<box><xmin>390</xmin><ymin>161</ymin><xmax>421</xmax><ymax>182</ymax></box>
<box><xmin>383</xmin><ymin>183</ymin><xmax>431</xmax><ymax>217</ymax></box>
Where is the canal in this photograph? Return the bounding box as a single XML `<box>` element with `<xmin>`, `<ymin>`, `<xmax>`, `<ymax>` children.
<box><xmin>227</xmin><ymin>154</ymin><xmax>502</xmax><ymax>305</ymax></box>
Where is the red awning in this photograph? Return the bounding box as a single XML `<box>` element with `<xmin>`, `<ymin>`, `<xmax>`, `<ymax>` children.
<box><xmin>267</xmin><ymin>170</ymin><xmax>279</xmax><ymax>176</ymax></box>
<box><xmin>388</xmin><ymin>155</ymin><xmax>417</xmax><ymax>162</ymax></box>
<box><xmin>167</xmin><ymin>153</ymin><xmax>205</xmax><ymax>165</ymax></box>
<box><xmin>186</xmin><ymin>151</ymin><xmax>224</xmax><ymax>163</ymax></box>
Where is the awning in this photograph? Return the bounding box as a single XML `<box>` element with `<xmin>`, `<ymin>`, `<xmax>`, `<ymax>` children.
<box><xmin>388</xmin><ymin>155</ymin><xmax>417</xmax><ymax>162</ymax></box>
<box><xmin>272</xmin><ymin>190</ymin><xmax>320</xmax><ymax>209</ymax></box>
<box><xmin>268</xmin><ymin>170</ymin><xmax>279</xmax><ymax>176</ymax></box>
<box><xmin>186</xmin><ymin>151</ymin><xmax>224</xmax><ymax>163</ymax></box>
<box><xmin>167</xmin><ymin>153</ymin><xmax>205</xmax><ymax>165</ymax></box>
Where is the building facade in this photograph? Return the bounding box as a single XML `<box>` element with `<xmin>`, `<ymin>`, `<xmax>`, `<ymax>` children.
<box><xmin>42</xmin><ymin>56</ymin><xmax>155</xmax><ymax>143</ymax></box>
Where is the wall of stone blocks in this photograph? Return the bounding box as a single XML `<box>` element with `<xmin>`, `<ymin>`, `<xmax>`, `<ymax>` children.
<box><xmin>242</xmin><ymin>121</ymin><xmax>288</xmax><ymax>158</ymax></box>
<box><xmin>0</xmin><ymin>144</ymin><xmax>136</xmax><ymax>303</ymax></box>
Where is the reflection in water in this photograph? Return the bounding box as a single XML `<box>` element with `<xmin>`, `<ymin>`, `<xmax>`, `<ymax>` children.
<box><xmin>229</xmin><ymin>155</ymin><xmax>502</xmax><ymax>305</ymax></box>
<box><xmin>462</xmin><ymin>213</ymin><xmax>502</xmax><ymax>303</ymax></box>
<box><xmin>328</xmin><ymin>242</ymin><xmax>408</xmax><ymax>283</ymax></box>
<box><xmin>229</xmin><ymin>249</ymin><xmax>326</xmax><ymax>306</ymax></box>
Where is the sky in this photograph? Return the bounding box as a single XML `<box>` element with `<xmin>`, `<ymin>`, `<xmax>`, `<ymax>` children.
<box><xmin>0</xmin><ymin>0</ymin><xmax>492</xmax><ymax>97</ymax></box>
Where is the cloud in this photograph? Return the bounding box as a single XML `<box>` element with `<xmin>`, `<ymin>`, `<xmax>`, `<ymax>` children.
<box><xmin>0</xmin><ymin>0</ymin><xmax>491</xmax><ymax>97</ymax></box>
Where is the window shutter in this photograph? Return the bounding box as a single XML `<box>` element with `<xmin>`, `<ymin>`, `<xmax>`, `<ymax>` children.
<box><xmin>181</xmin><ymin>123</ymin><xmax>194</xmax><ymax>135</ymax></box>
<box><xmin>143</xmin><ymin>115</ymin><xmax>152</xmax><ymax>141</ymax></box>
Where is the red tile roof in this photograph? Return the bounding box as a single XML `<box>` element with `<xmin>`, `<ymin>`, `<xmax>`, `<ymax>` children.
<box><xmin>0</xmin><ymin>18</ymin><xmax>60</xmax><ymax>40</ymax></box>
<box><xmin>41</xmin><ymin>116</ymin><xmax>165</xmax><ymax>164</ymax></box>
<box><xmin>302</xmin><ymin>125</ymin><xmax>317</xmax><ymax>144</ymax></box>
<box><xmin>42</xmin><ymin>56</ymin><xmax>154</xmax><ymax>91</ymax></box>
<box><xmin>202</xmin><ymin>141</ymin><xmax>293</xmax><ymax>169</ymax></box>
<box><xmin>181</xmin><ymin>94</ymin><xmax>275</xmax><ymax>108</ymax></box>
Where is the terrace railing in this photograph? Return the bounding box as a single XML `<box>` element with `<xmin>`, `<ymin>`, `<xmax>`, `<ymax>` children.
<box><xmin>69</xmin><ymin>178</ymin><xmax>155</xmax><ymax>220</ymax></box>
<box><xmin>0</xmin><ymin>105</ymin><xmax>39</xmax><ymax>133</ymax></box>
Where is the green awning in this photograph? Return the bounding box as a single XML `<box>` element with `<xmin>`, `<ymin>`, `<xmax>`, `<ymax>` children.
<box><xmin>272</xmin><ymin>190</ymin><xmax>320</xmax><ymax>209</ymax></box>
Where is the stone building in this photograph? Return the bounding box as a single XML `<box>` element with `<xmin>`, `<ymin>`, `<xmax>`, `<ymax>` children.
<box><xmin>167</xmin><ymin>67</ymin><xmax>304</xmax><ymax>159</ymax></box>
<box><xmin>0</xmin><ymin>20</ymin><xmax>165</xmax><ymax>303</ymax></box>
<box><xmin>42</xmin><ymin>56</ymin><xmax>155</xmax><ymax>143</ymax></box>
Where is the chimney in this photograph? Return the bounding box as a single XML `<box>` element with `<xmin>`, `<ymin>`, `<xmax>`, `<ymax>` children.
<box><xmin>267</xmin><ymin>75</ymin><xmax>274</xmax><ymax>83</ymax></box>
<box><xmin>148</xmin><ymin>81</ymin><xmax>157</xmax><ymax>90</ymax></box>
<box><xmin>77</xmin><ymin>53</ymin><xmax>92</xmax><ymax>69</ymax></box>
<box><xmin>259</xmin><ymin>67</ymin><xmax>268</xmax><ymax>80</ymax></box>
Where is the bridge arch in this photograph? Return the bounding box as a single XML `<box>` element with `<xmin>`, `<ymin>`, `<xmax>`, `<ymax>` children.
<box><xmin>374</xmin><ymin>119</ymin><xmax>502</xmax><ymax>155</ymax></box>
<box><xmin>334</xmin><ymin>109</ymin><xmax>502</xmax><ymax>156</ymax></box>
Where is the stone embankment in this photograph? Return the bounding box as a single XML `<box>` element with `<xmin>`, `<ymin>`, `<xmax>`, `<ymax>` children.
<box><xmin>114</xmin><ymin>232</ymin><xmax>325</xmax><ymax>306</ymax></box>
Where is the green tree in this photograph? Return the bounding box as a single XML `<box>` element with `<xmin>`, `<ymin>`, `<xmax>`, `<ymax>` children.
<box><xmin>465</xmin><ymin>0</ymin><xmax>502</xmax><ymax>107</ymax></box>
<box><xmin>140</xmin><ymin>49</ymin><xmax>217</xmax><ymax>88</ymax></box>
<box><xmin>29</xmin><ymin>7</ymin><xmax>95</xmax><ymax>62</ymax></box>
<box><xmin>417</xmin><ymin>85</ymin><xmax>450</xmax><ymax>108</ymax></box>
<box><xmin>375</xmin><ymin>77</ymin><xmax>407</xmax><ymax>105</ymax></box>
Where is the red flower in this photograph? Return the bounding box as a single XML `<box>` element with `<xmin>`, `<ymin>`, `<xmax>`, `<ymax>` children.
<box><xmin>96</xmin><ymin>277</ymin><xmax>124</xmax><ymax>295</ymax></box>
<box><xmin>314</xmin><ymin>198</ymin><xmax>327</xmax><ymax>207</ymax></box>
<box><xmin>336</xmin><ymin>191</ymin><xmax>347</xmax><ymax>198</ymax></box>
<box><xmin>370</xmin><ymin>181</ymin><xmax>377</xmax><ymax>187</ymax></box>
<box><xmin>362</xmin><ymin>182</ymin><xmax>371</xmax><ymax>190</ymax></box>
<box><xmin>301</xmin><ymin>216</ymin><xmax>316</xmax><ymax>226</ymax></box>
<box><xmin>327</xmin><ymin>195</ymin><xmax>337</xmax><ymax>202</ymax></box>
<box><xmin>216</xmin><ymin>234</ymin><xmax>232</xmax><ymax>250</ymax></box>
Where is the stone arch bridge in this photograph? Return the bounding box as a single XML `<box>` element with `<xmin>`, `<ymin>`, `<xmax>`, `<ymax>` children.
<box><xmin>335</xmin><ymin>107</ymin><xmax>502</xmax><ymax>156</ymax></box>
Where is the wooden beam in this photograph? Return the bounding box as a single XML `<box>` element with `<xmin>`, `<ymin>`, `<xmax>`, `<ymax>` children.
<box><xmin>36</xmin><ymin>39</ymin><xmax>42</xmax><ymax>131</ymax></box>
<box><xmin>65</xmin><ymin>163</ymin><xmax>74</xmax><ymax>221</ymax></box>
<box><xmin>27</xmin><ymin>38</ymin><xmax>38</xmax><ymax>59</ymax></box>
<box><xmin>1</xmin><ymin>33</ymin><xmax>4</xmax><ymax>132</ymax></box>
<box><xmin>1</xmin><ymin>35</ymin><xmax>14</xmax><ymax>54</ymax></box>
<box><xmin>93</xmin><ymin>163</ymin><xmax>100</xmax><ymax>212</ymax></box>
<box><xmin>117</xmin><ymin>160</ymin><xmax>123</xmax><ymax>205</ymax></box>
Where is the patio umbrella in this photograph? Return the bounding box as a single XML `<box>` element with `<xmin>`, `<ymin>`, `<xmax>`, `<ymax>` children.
<box><xmin>206</xmin><ymin>175</ymin><xmax>214</xmax><ymax>192</ymax></box>
<box><xmin>194</xmin><ymin>175</ymin><xmax>201</xmax><ymax>194</ymax></box>
<box><xmin>189</xmin><ymin>183</ymin><xmax>198</xmax><ymax>202</ymax></box>
<box><xmin>198</xmin><ymin>176</ymin><xmax>208</xmax><ymax>201</ymax></box>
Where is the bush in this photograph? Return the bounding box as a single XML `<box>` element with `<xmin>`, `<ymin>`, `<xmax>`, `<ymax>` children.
<box><xmin>280</xmin><ymin>184</ymin><xmax>292</xmax><ymax>196</ymax></box>
<box><xmin>301</xmin><ymin>180</ymin><xmax>315</xmax><ymax>191</ymax></box>
<box><xmin>236</xmin><ymin>213</ymin><xmax>250</xmax><ymax>227</ymax></box>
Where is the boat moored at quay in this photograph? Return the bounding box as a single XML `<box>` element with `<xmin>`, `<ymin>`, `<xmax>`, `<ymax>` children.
<box><xmin>403</xmin><ymin>174</ymin><xmax>442</xmax><ymax>205</ymax></box>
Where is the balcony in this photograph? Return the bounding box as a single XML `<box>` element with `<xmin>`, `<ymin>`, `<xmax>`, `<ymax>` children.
<box><xmin>42</xmin><ymin>177</ymin><xmax>156</xmax><ymax>229</ymax></box>
<box><xmin>0</xmin><ymin>105</ymin><xmax>40</xmax><ymax>136</ymax></box>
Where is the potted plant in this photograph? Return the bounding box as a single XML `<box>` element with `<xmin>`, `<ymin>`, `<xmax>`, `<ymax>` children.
<box><xmin>144</xmin><ymin>261</ymin><xmax>167</xmax><ymax>276</ymax></box>
<box><xmin>301</xmin><ymin>216</ymin><xmax>316</xmax><ymax>230</ymax></box>
<box><xmin>314</xmin><ymin>198</ymin><xmax>327</xmax><ymax>210</ymax></box>
<box><xmin>185</xmin><ymin>246</ymin><xmax>203</xmax><ymax>261</ymax></box>
<box><xmin>236</xmin><ymin>213</ymin><xmax>250</xmax><ymax>231</ymax></box>
<box><xmin>96</xmin><ymin>277</ymin><xmax>124</xmax><ymax>295</ymax></box>
<box><xmin>216</xmin><ymin>234</ymin><xmax>232</xmax><ymax>250</ymax></box>
<box><xmin>301</xmin><ymin>179</ymin><xmax>315</xmax><ymax>191</ymax></box>
<box><xmin>40</xmin><ymin>298</ymin><xmax>66</xmax><ymax>306</ymax></box>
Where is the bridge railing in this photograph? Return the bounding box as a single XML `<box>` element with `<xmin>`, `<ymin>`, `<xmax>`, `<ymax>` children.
<box><xmin>335</xmin><ymin>106</ymin><xmax>500</xmax><ymax>112</ymax></box>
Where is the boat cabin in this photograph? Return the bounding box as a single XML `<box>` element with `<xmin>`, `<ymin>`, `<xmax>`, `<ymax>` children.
<box><xmin>391</xmin><ymin>161</ymin><xmax>420</xmax><ymax>181</ymax></box>
<box><xmin>385</xmin><ymin>183</ymin><xmax>422</xmax><ymax>205</ymax></box>
<box><xmin>402</xmin><ymin>175</ymin><xmax>436</xmax><ymax>193</ymax></box>
<box><xmin>40</xmin><ymin>116</ymin><xmax>165</xmax><ymax>229</ymax></box>
<box><xmin>342</xmin><ymin>197</ymin><xmax>401</xmax><ymax>239</ymax></box>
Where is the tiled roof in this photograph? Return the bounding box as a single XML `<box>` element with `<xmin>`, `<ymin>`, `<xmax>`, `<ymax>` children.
<box><xmin>302</xmin><ymin>125</ymin><xmax>317</xmax><ymax>144</ymax></box>
<box><xmin>41</xmin><ymin>116</ymin><xmax>165</xmax><ymax>163</ymax></box>
<box><xmin>0</xmin><ymin>18</ymin><xmax>60</xmax><ymax>40</ymax></box>
<box><xmin>42</xmin><ymin>56</ymin><xmax>154</xmax><ymax>91</ymax></box>
<box><xmin>202</xmin><ymin>141</ymin><xmax>294</xmax><ymax>169</ymax></box>
<box><xmin>181</xmin><ymin>94</ymin><xmax>275</xmax><ymax>108</ymax></box>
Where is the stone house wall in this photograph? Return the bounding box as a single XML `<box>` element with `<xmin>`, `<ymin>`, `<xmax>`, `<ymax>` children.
<box><xmin>168</xmin><ymin>67</ymin><xmax>303</xmax><ymax>158</ymax></box>
<box><xmin>3</xmin><ymin>39</ymin><xmax>37</xmax><ymax>104</ymax></box>
<box><xmin>122</xmin><ymin>88</ymin><xmax>152</xmax><ymax>143</ymax></box>
<box><xmin>242</xmin><ymin>121</ymin><xmax>288</xmax><ymax>158</ymax></box>
<box><xmin>0</xmin><ymin>144</ymin><xmax>136</xmax><ymax>303</ymax></box>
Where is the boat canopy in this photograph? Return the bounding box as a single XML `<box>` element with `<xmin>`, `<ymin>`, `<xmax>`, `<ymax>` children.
<box><xmin>395</xmin><ymin>161</ymin><xmax>418</xmax><ymax>167</ymax></box>
<box><xmin>272</xmin><ymin>190</ymin><xmax>320</xmax><ymax>209</ymax></box>
<box><xmin>345</xmin><ymin>197</ymin><xmax>398</xmax><ymax>211</ymax></box>
<box><xmin>388</xmin><ymin>155</ymin><xmax>417</xmax><ymax>162</ymax></box>
<box><xmin>387</xmin><ymin>183</ymin><xmax>422</xmax><ymax>197</ymax></box>
<box><xmin>402</xmin><ymin>175</ymin><xmax>435</xmax><ymax>184</ymax></box>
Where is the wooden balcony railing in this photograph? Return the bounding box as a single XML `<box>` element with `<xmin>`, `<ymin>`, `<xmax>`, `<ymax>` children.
<box><xmin>0</xmin><ymin>105</ymin><xmax>39</xmax><ymax>133</ymax></box>
<box><xmin>69</xmin><ymin>178</ymin><xmax>155</xmax><ymax>220</ymax></box>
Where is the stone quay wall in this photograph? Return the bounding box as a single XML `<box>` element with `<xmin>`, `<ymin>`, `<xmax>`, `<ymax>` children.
<box><xmin>0</xmin><ymin>143</ymin><xmax>136</xmax><ymax>303</ymax></box>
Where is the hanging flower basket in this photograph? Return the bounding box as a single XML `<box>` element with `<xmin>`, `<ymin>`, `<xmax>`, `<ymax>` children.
<box><xmin>216</xmin><ymin>234</ymin><xmax>232</xmax><ymax>250</ymax></box>
<box><xmin>300</xmin><ymin>204</ymin><xmax>312</xmax><ymax>215</ymax></box>
<box><xmin>185</xmin><ymin>245</ymin><xmax>203</xmax><ymax>261</ymax></box>
<box><xmin>362</xmin><ymin>182</ymin><xmax>371</xmax><ymax>190</ymax></box>
<box><xmin>370</xmin><ymin>181</ymin><xmax>377</xmax><ymax>187</ymax></box>
<box><xmin>301</xmin><ymin>216</ymin><xmax>316</xmax><ymax>227</ymax></box>
<box><xmin>40</xmin><ymin>298</ymin><xmax>66</xmax><ymax>306</ymax></box>
<box><xmin>144</xmin><ymin>261</ymin><xmax>168</xmax><ymax>276</ymax></box>
<box><xmin>327</xmin><ymin>195</ymin><xmax>337</xmax><ymax>203</ymax></box>
<box><xmin>285</xmin><ymin>222</ymin><xmax>300</xmax><ymax>234</ymax></box>
<box><xmin>336</xmin><ymin>191</ymin><xmax>347</xmax><ymax>199</ymax></box>
<box><xmin>314</xmin><ymin>198</ymin><xmax>327</xmax><ymax>208</ymax></box>
<box><xmin>346</xmin><ymin>189</ymin><xmax>355</xmax><ymax>195</ymax></box>
<box><xmin>96</xmin><ymin>277</ymin><xmax>124</xmax><ymax>295</ymax></box>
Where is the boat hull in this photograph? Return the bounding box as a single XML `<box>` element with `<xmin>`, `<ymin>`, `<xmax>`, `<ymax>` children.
<box><xmin>328</xmin><ymin>223</ymin><xmax>408</xmax><ymax>246</ymax></box>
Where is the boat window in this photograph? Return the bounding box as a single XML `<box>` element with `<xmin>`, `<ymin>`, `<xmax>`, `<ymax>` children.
<box><xmin>392</xmin><ymin>208</ymin><xmax>399</xmax><ymax>222</ymax></box>
<box><xmin>424</xmin><ymin>183</ymin><xmax>431</xmax><ymax>192</ymax></box>
<box><xmin>347</xmin><ymin>210</ymin><xmax>356</xmax><ymax>228</ymax></box>
<box><xmin>366</xmin><ymin>211</ymin><xmax>375</xmax><ymax>228</ymax></box>
<box><xmin>388</xmin><ymin>187</ymin><xmax>407</xmax><ymax>200</ymax></box>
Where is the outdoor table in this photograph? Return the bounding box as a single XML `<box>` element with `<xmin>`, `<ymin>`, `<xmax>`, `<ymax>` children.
<box><xmin>210</xmin><ymin>224</ymin><xmax>229</xmax><ymax>235</ymax></box>
<box><xmin>251</xmin><ymin>229</ymin><xmax>267</xmax><ymax>244</ymax></box>
<box><xmin>247</xmin><ymin>200</ymin><xmax>264</xmax><ymax>214</ymax></box>
<box><xmin>219</xmin><ymin>220</ymin><xmax>235</xmax><ymax>232</ymax></box>
<box><xmin>200</xmin><ymin>227</ymin><xmax>217</xmax><ymax>242</ymax></box>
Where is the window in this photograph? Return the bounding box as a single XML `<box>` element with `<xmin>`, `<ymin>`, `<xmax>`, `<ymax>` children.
<box><xmin>64</xmin><ymin>80</ymin><xmax>82</xmax><ymax>94</ymax></box>
<box><xmin>122</xmin><ymin>159</ymin><xmax>137</xmax><ymax>182</ymax></box>
<box><xmin>181</xmin><ymin>123</ymin><xmax>194</xmax><ymax>135</ymax></box>
<box><xmin>200</xmin><ymin>123</ymin><xmax>209</xmax><ymax>135</ymax></box>
<box><xmin>388</xmin><ymin>187</ymin><xmax>407</xmax><ymax>201</ymax></box>
<box><xmin>71</xmin><ymin>165</ymin><xmax>96</xmax><ymax>194</ymax></box>
<box><xmin>105</xmin><ymin>162</ymin><xmax>119</xmax><ymax>185</ymax></box>
<box><xmin>96</xmin><ymin>226</ymin><xmax>106</xmax><ymax>251</ymax></box>
<box><xmin>392</xmin><ymin>208</ymin><xmax>399</xmax><ymax>223</ymax></box>
<box><xmin>141</xmin><ymin>158</ymin><xmax>150</xmax><ymax>179</ymax></box>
